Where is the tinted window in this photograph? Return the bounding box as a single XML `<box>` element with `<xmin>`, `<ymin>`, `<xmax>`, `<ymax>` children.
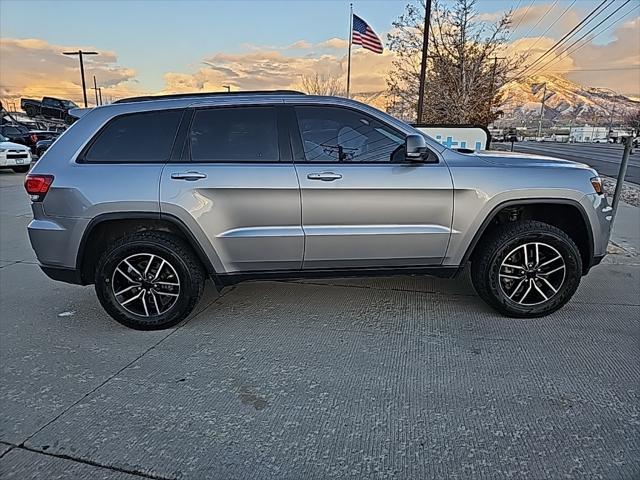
<box><xmin>2</xmin><ymin>126</ymin><xmax>23</xmax><ymax>136</ymax></box>
<box><xmin>190</xmin><ymin>107</ymin><xmax>278</xmax><ymax>162</ymax></box>
<box><xmin>295</xmin><ymin>106</ymin><xmax>404</xmax><ymax>162</ymax></box>
<box><xmin>84</xmin><ymin>109</ymin><xmax>182</xmax><ymax>163</ymax></box>
<box><xmin>43</xmin><ymin>98</ymin><xmax>59</xmax><ymax>107</ymax></box>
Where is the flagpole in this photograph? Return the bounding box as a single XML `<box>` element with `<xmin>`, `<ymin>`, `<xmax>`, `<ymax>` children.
<box><xmin>346</xmin><ymin>3</ymin><xmax>353</xmax><ymax>98</ymax></box>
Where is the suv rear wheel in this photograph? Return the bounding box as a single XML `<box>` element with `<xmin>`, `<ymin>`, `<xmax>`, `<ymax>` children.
<box><xmin>95</xmin><ymin>232</ymin><xmax>205</xmax><ymax>330</ymax></box>
<box><xmin>471</xmin><ymin>220</ymin><xmax>582</xmax><ymax>317</ymax></box>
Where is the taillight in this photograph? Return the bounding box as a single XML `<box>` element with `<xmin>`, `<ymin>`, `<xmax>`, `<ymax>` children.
<box><xmin>30</xmin><ymin>133</ymin><xmax>38</xmax><ymax>143</ymax></box>
<box><xmin>24</xmin><ymin>174</ymin><xmax>54</xmax><ymax>201</ymax></box>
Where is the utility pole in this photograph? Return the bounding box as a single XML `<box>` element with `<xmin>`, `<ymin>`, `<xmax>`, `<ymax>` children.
<box><xmin>537</xmin><ymin>82</ymin><xmax>547</xmax><ymax>138</ymax></box>
<box><xmin>62</xmin><ymin>50</ymin><xmax>98</xmax><ymax>107</ymax></box>
<box><xmin>416</xmin><ymin>0</ymin><xmax>432</xmax><ymax>124</ymax></box>
<box><xmin>92</xmin><ymin>75</ymin><xmax>99</xmax><ymax>106</ymax></box>
<box><xmin>486</xmin><ymin>56</ymin><xmax>505</xmax><ymax>125</ymax></box>
<box><xmin>599</xmin><ymin>87</ymin><xmax>618</xmax><ymax>141</ymax></box>
<box><xmin>612</xmin><ymin>137</ymin><xmax>632</xmax><ymax>220</ymax></box>
<box><xmin>607</xmin><ymin>103</ymin><xmax>616</xmax><ymax>141</ymax></box>
<box><xmin>98</xmin><ymin>88</ymin><xmax>103</xmax><ymax>106</ymax></box>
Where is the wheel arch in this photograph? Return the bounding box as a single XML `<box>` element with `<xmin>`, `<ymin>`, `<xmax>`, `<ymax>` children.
<box><xmin>461</xmin><ymin>198</ymin><xmax>594</xmax><ymax>275</ymax></box>
<box><xmin>76</xmin><ymin>212</ymin><xmax>220</xmax><ymax>287</ymax></box>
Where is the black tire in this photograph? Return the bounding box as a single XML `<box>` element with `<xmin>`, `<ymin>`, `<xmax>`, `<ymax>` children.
<box><xmin>94</xmin><ymin>232</ymin><xmax>205</xmax><ymax>330</ymax></box>
<box><xmin>471</xmin><ymin>220</ymin><xmax>582</xmax><ymax>318</ymax></box>
<box><xmin>11</xmin><ymin>166</ymin><xmax>29</xmax><ymax>173</ymax></box>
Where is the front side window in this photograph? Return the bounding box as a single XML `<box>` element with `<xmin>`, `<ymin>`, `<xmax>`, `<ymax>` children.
<box><xmin>84</xmin><ymin>109</ymin><xmax>182</xmax><ymax>163</ymax></box>
<box><xmin>294</xmin><ymin>106</ymin><xmax>404</xmax><ymax>162</ymax></box>
<box><xmin>189</xmin><ymin>107</ymin><xmax>279</xmax><ymax>162</ymax></box>
<box><xmin>43</xmin><ymin>98</ymin><xmax>60</xmax><ymax>107</ymax></box>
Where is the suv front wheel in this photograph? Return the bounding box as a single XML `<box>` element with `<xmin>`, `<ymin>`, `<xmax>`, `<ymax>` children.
<box><xmin>471</xmin><ymin>220</ymin><xmax>582</xmax><ymax>317</ymax></box>
<box><xmin>95</xmin><ymin>232</ymin><xmax>205</xmax><ymax>330</ymax></box>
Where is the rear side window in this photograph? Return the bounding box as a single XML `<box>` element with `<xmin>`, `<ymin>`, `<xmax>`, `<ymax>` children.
<box><xmin>84</xmin><ymin>109</ymin><xmax>182</xmax><ymax>163</ymax></box>
<box><xmin>189</xmin><ymin>107</ymin><xmax>279</xmax><ymax>162</ymax></box>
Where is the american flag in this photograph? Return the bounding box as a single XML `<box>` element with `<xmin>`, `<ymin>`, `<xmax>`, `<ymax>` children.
<box><xmin>352</xmin><ymin>14</ymin><xmax>383</xmax><ymax>54</ymax></box>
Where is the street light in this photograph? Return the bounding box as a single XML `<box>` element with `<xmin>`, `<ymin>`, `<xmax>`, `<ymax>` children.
<box><xmin>62</xmin><ymin>50</ymin><xmax>98</xmax><ymax>107</ymax></box>
<box><xmin>222</xmin><ymin>85</ymin><xmax>231</xmax><ymax>92</ymax></box>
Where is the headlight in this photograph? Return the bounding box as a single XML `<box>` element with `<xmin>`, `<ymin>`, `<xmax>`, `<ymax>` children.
<box><xmin>590</xmin><ymin>176</ymin><xmax>604</xmax><ymax>195</ymax></box>
<box><xmin>0</xmin><ymin>148</ymin><xmax>6</xmax><ymax>152</ymax></box>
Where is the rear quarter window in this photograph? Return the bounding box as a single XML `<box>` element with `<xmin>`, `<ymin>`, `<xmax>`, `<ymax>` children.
<box><xmin>83</xmin><ymin>109</ymin><xmax>183</xmax><ymax>163</ymax></box>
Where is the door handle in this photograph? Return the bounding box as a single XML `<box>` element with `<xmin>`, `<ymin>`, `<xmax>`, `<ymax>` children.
<box><xmin>170</xmin><ymin>171</ymin><xmax>207</xmax><ymax>181</ymax></box>
<box><xmin>307</xmin><ymin>172</ymin><xmax>342</xmax><ymax>181</ymax></box>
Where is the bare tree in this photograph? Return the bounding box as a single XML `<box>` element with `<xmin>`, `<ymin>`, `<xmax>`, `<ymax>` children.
<box><xmin>624</xmin><ymin>108</ymin><xmax>640</xmax><ymax>137</ymax></box>
<box><xmin>299</xmin><ymin>74</ymin><xmax>344</xmax><ymax>96</ymax></box>
<box><xmin>387</xmin><ymin>0</ymin><xmax>522</xmax><ymax>125</ymax></box>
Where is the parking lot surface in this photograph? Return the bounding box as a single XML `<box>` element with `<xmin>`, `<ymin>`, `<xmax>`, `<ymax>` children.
<box><xmin>1</xmin><ymin>170</ymin><xmax>639</xmax><ymax>479</ymax></box>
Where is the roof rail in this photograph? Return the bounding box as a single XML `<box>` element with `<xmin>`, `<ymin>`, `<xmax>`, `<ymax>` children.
<box><xmin>113</xmin><ymin>90</ymin><xmax>306</xmax><ymax>104</ymax></box>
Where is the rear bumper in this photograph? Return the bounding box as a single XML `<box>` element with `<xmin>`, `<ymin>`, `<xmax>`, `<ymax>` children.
<box><xmin>27</xmin><ymin>214</ymin><xmax>89</xmax><ymax>270</ymax></box>
<box><xmin>40</xmin><ymin>265</ymin><xmax>84</xmax><ymax>285</ymax></box>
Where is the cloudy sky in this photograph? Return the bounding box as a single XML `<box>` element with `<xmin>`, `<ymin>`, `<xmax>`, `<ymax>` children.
<box><xmin>0</xmin><ymin>0</ymin><xmax>638</xmax><ymax>107</ymax></box>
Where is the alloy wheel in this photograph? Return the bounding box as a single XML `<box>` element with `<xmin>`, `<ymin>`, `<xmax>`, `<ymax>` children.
<box><xmin>498</xmin><ymin>242</ymin><xmax>566</xmax><ymax>306</ymax></box>
<box><xmin>111</xmin><ymin>253</ymin><xmax>180</xmax><ymax>317</ymax></box>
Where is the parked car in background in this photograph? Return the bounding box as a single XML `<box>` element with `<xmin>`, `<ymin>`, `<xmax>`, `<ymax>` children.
<box><xmin>0</xmin><ymin>134</ymin><xmax>31</xmax><ymax>173</ymax></box>
<box><xmin>25</xmin><ymin>91</ymin><xmax>612</xmax><ymax>330</ymax></box>
<box><xmin>21</xmin><ymin>96</ymin><xmax>78</xmax><ymax>123</ymax></box>
<box><xmin>0</xmin><ymin>124</ymin><xmax>59</xmax><ymax>154</ymax></box>
<box><xmin>35</xmin><ymin>138</ymin><xmax>54</xmax><ymax>158</ymax></box>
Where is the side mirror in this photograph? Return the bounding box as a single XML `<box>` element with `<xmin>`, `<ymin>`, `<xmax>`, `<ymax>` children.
<box><xmin>405</xmin><ymin>134</ymin><xmax>427</xmax><ymax>161</ymax></box>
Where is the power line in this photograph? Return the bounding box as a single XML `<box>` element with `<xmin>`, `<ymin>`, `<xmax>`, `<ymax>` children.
<box><xmin>507</xmin><ymin>0</ymin><xmax>536</xmax><ymax>41</ymax></box>
<box><xmin>525</xmin><ymin>0</ymin><xmax>635</xmax><ymax>78</ymax></box>
<box><xmin>520</xmin><ymin>0</ymin><xmax>577</xmax><ymax>58</ymax></box>
<box><xmin>526</xmin><ymin>0</ymin><xmax>630</xmax><ymax>76</ymax></box>
<box><xmin>546</xmin><ymin>66</ymin><xmax>640</xmax><ymax>72</ymax></box>
<box><xmin>519</xmin><ymin>0</ymin><xmax>558</xmax><ymax>40</ymax></box>
<box><xmin>516</xmin><ymin>0</ymin><xmax>613</xmax><ymax>78</ymax></box>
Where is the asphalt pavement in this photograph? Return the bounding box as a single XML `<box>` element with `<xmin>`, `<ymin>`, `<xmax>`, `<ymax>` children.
<box><xmin>1</xmin><ymin>170</ymin><xmax>639</xmax><ymax>479</ymax></box>
<box><xmin>503</xmin><ymin>142</ymin><xmax>640</xmax><ymax>185</ymax></box>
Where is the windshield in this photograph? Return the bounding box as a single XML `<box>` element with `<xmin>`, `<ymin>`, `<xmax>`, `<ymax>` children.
<box><xmin>62</xmin><ymin>100</ymin><xmax>78</xmax><ymax>108</ymax></box>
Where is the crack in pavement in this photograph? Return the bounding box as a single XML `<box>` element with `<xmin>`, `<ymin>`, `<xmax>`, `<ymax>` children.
<box><xmin>11</xmin><ymin>285</ymin><xmax>234</xmax><ymax>458</ymax></box>
<box><xmin>1</xmin><ymin>444</ymin><xmax>176</xmax><ymax>480</ymax></box>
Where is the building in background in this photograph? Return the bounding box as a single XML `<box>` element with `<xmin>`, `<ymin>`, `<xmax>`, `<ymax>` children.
<box><xmin>569</xmin><ymin>126</ymin><xmax>608</xmax><ymax>143</ymax></box>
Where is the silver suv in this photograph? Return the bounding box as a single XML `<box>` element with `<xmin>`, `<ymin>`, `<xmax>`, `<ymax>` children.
<box><xmin>25</xmin><ymin>91</ymin><xmax>612</xmax><ymax>329</ymax></box>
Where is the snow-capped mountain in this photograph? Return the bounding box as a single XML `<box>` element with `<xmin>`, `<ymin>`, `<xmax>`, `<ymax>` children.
<box><xmin>497</xmin><ymin>74</ymin><xmax>639</xmax><ymax>126</ymax></box>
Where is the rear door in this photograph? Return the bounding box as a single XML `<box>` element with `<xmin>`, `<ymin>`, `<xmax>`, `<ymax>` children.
<box><xmin>290</xmin><ymin>105</ymin><xmax>453</xmax><ymax>269</ymax></box>
<box><xmin>42</xmin><ymin>98</ymin><xmax>62</xmax><ymax>118</ymax></box>
<box><xmin>160</xmin><ymin>105</ymin><xmax>303</xmax><ymax>274</ymax></box>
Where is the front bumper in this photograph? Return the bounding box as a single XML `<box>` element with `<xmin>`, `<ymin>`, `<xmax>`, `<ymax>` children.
<box><xmin>0</xmin><ymin>153</ymin><xmax>32</xmax><ymax>167</ymax></box>
<box><xmin>584</xmin><ymin>193</ymin><xmax>613</xmax><ymax>258</ymax></box>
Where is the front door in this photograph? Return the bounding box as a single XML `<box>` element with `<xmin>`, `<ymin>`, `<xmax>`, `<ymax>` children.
<box><xmin>291</xmin><ymin>105</ymin><xmax>453</xmax><ymax>269</ymax></box>
<box><xmin>160</xmin><ymin>105</ymin><xmax>303</xmax><ymax>273</ymax></box>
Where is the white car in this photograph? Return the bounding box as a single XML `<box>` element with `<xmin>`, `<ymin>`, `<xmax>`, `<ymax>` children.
<box><xmin>0</xmin><ymin>134</ymin><xmax>32</xmax><ymax>173</ymax></box>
